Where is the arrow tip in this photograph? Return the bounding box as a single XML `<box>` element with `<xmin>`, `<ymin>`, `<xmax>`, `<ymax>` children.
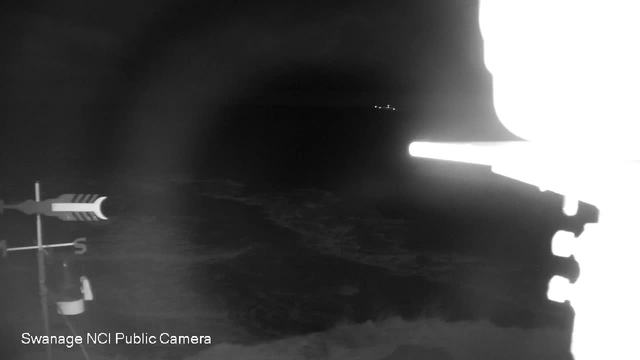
<box><xmin>94</xmin><ymin>197</ymin><xmax>108</xmax><ymax>220</ymax></box>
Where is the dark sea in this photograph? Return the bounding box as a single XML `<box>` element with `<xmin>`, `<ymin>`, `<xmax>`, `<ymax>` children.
<box><xmin>0</xmin><ymin>106</ymin><xmax>580</xmax><ymax>360</ymax></box>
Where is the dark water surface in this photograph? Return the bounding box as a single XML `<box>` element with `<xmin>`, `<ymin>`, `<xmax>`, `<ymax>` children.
<box><xmin>0</xmin><ymin>181</ymin><xmax>444</xmax><ymax>359</ymax></box>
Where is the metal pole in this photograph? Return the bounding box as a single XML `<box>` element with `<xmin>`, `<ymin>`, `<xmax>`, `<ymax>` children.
<box><xmin>35</xmin><ymin>181</ymin><xmax>52</xmax><ymax>360</ymax></box>
<box><xmin>7</xmin><ymin>242</ymin><xmax>77</xmax><ymax>253</ymax></box>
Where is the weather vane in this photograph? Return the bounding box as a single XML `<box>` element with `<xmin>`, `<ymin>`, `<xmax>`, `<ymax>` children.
<box><xmin>1</xmin><ymin>182</ymin><xmax>108</xmax><ymax>360</ymax></box>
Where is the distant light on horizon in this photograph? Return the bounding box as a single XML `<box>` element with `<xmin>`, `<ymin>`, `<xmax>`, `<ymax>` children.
<box><xmin>374</xmin><ymin>104</ymin><xmax>396</xmax><ymax>111</ymax></box>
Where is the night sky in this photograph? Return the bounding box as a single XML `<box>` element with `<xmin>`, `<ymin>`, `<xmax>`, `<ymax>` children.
<box><xmin>0</xmin><ymin>0</ymin><xmax>582</xmax><ymax>257</ymax></box>
<box><xmin>2</xmin><ymin>0</ymin><xmax>484</xmax><ymax>107</ymax></box>
<box><xmin>0</xmin><ymin>0</ymin><xmax>510</xmax><ymax>174</ymax></box>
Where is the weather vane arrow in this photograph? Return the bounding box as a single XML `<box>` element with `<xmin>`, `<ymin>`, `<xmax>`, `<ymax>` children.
<box><xmin>0</xmin><ymin>194</ymin><xmax>108</xmax><ymax>221</ymax></box>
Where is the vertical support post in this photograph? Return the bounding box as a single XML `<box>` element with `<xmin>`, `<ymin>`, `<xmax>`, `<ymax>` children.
<box><xmin>35</xmin><ymin>181</ymin><xmax>52</xmax><ymax>360</ymax></box>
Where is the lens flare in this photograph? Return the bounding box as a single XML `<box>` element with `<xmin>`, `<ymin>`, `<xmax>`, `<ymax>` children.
<box><xmin>479</xmin><ymin>0</ymin><xmax>640</xmax><ymax>157</ymax></box>
<box><xmin>410</xmin><ymin>2</ymin><xmax>640</xmax><ymax>359</ymax></box>
<box><xmin>478</xmin><ymin>2</ymin><xmax>640</xmax><ymax>359</ymax></box>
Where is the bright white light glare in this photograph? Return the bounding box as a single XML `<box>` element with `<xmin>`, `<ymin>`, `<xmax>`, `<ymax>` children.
<box><xmin>558</xmin><ymin>221</ymin><xmax>640</xmax><ymax>360</ymax></box>
<box><xmin>409</xmin><ymin>142</ymin><xmax>498</xmax><ymax>165</ymax></box>
<box><xmin>547</xmin><ymin>275</ymin><xmax>572</xmax><ymax>303</ymax></box>
<box><xmin>408</xmin><ymin>141</ymin><xmax>541</xmax><ymax>166</ymax></box>
<box><xmin>477</xmin><ymin>2</ymin><xmax>640</xmax><ymax>359</ymax></box>
<box><xmin>479</xmin><ymin>1</ymin><xmax>640</xmax><ymax>157</ymax></box>
<box><xmin>562</xmin><ymin>196</ymin><xmax>579</xmax><ymax>216</ymax></box>
<box><xmin>408</xmin><ymin>0</ymin><xmax>640</xmax><ymax>350</ymax></box>
<box><xmin>551</xmin><ymin>230</ymin><xmax>576</xmax><ymax>258</ymax></box>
